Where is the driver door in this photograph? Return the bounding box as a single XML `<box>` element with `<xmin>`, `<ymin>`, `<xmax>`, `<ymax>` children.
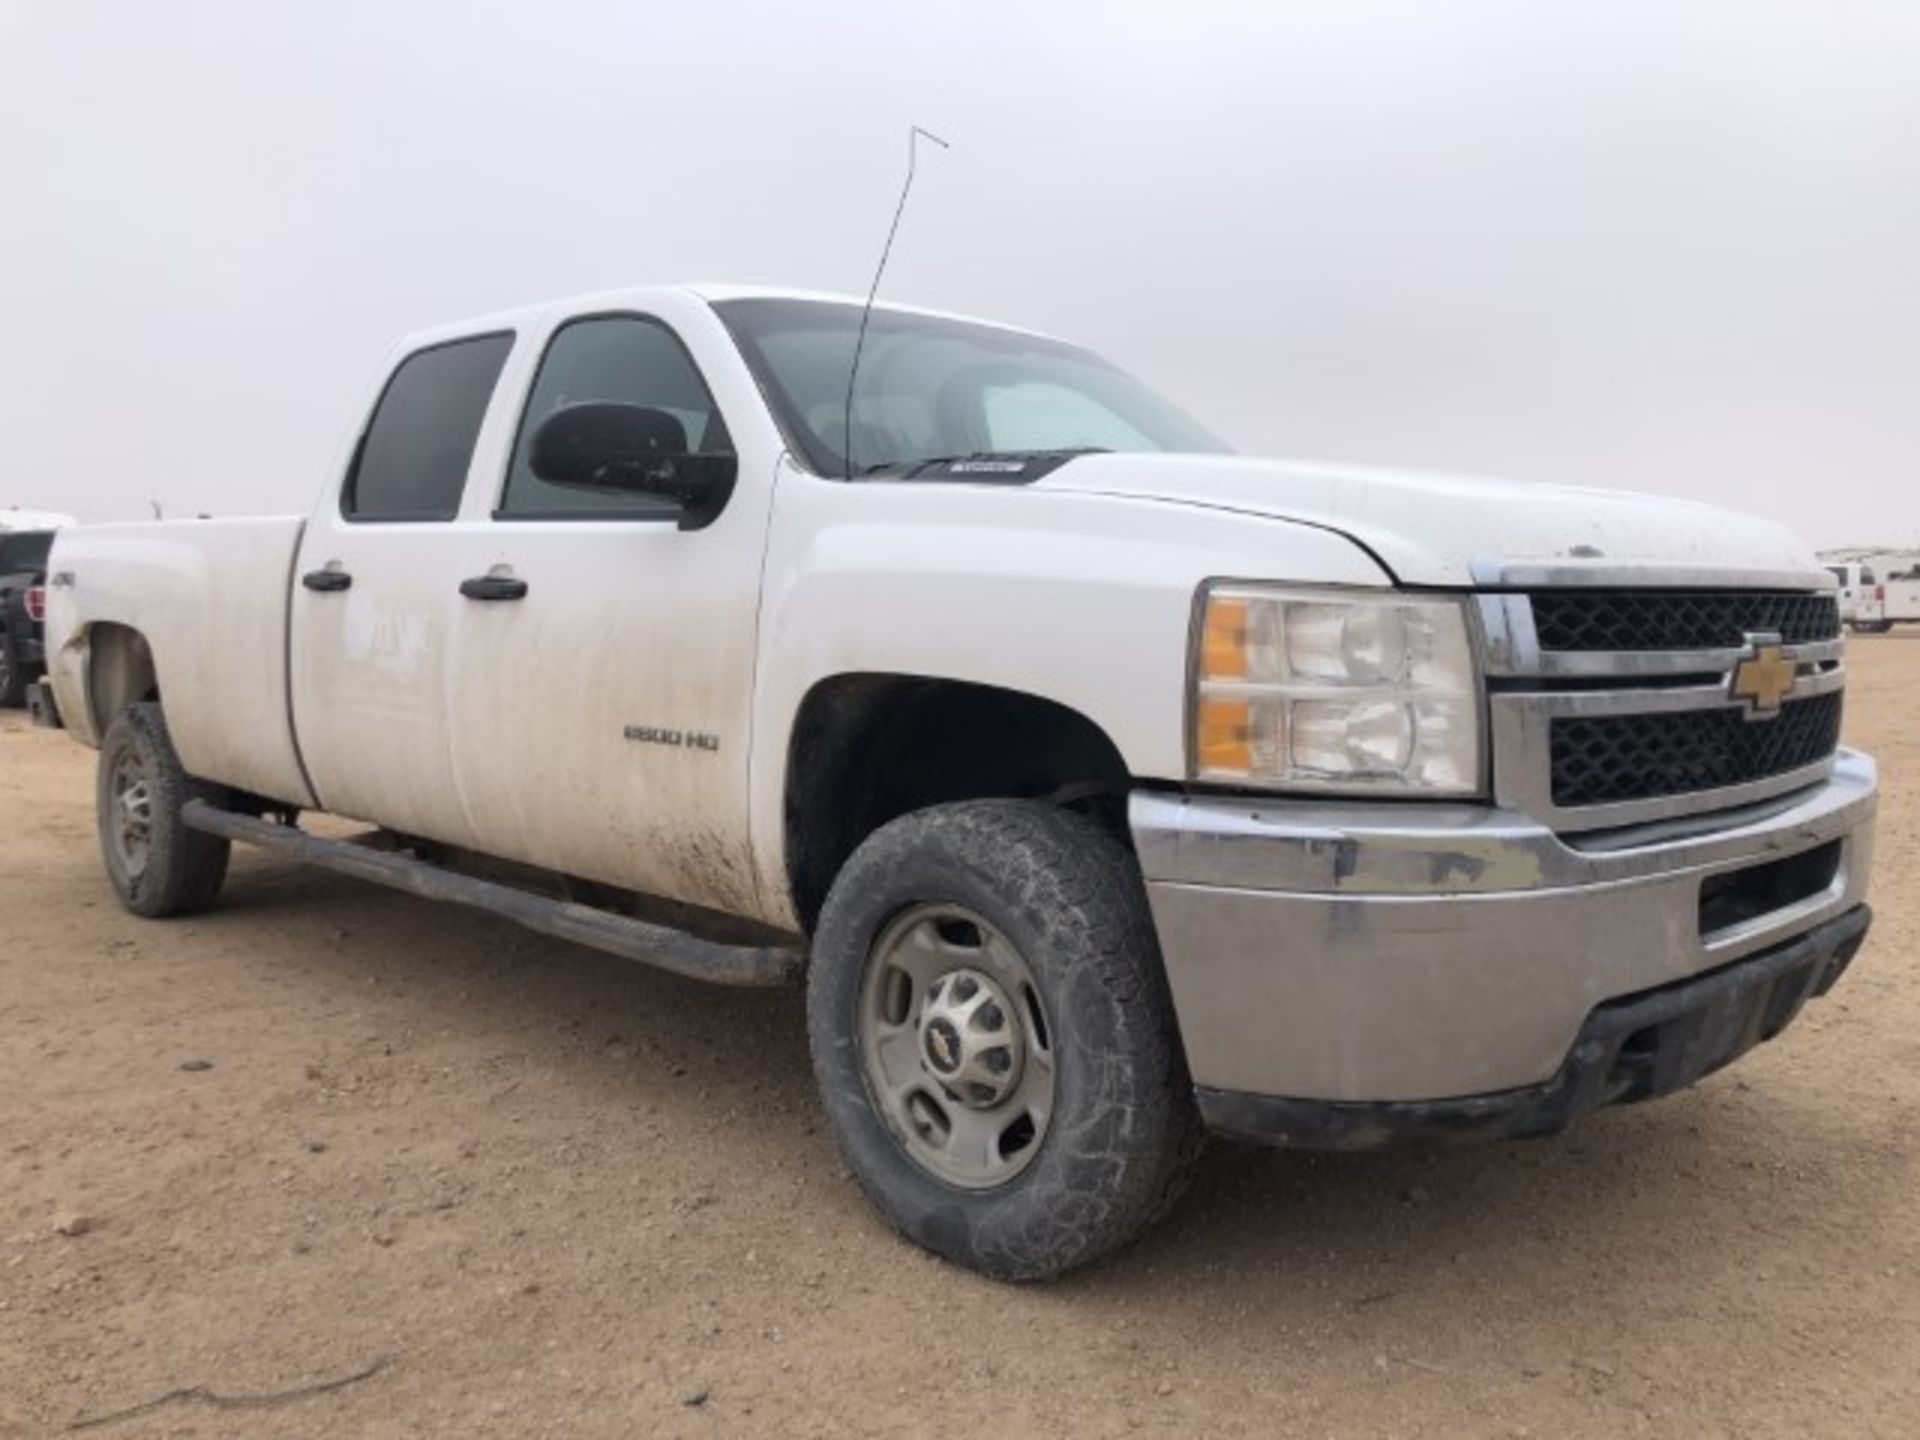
<box><xmin>443</xmin><ymin>308</ymin><xmax>774</xmax><ymax>918</ymax></box>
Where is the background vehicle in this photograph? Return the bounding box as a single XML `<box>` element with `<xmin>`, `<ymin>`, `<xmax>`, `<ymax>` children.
<box><xmin>0</xmin><ymin>508</ymin><xmax>77</xmax><ymax>531</ymax></box>
<box><xmin>1822</xmin><ymin>550</ymin><xmax>1920</xmax><ymax>633</ymax></box>
<box><xmin>1825</xmin><ymin>560</ymin><xmax>1874</xmax><ymax>624</ymax></box>
<box><xmin>39</xmin><ymin>286</ymin><xmax>1878</xmax><ymax>1280</ymax></box>
<box><xmin>0</xmin><ymin>526</ymin><xmax>61</xmax><ymax>707</ymax></box>
<box><xmin>1851</xmin><ymin>563</ymin><xmax>1920</xmax><ymax>634</ymax></box>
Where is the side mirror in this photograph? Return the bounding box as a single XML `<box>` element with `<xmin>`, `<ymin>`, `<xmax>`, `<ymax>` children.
<box><xmin>528</xmin><ymin>403</ymin><xmax>737</xmax><ymax>525</ymax></box>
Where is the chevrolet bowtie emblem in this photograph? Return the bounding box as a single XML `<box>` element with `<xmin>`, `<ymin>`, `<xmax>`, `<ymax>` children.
<box><xmin>1728</xmin><ymin>636</ymin><xmax>1797</xmax><ymax>717</ymax></box>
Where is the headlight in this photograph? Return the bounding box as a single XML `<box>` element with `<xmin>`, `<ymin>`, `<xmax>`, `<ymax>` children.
<box><xmin>1190</xmin><ymin>585</ymin><xmax>1483</xmax><ymax>795</ymax></box>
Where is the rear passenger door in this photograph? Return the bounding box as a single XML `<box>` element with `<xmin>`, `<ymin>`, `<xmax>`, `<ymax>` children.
<box><xmin>290</xmin><ymin>331</ymin><xmax>516</xmax><ymax>844</ymax></box>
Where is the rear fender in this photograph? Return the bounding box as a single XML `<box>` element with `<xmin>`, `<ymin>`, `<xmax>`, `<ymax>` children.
<box><xmin>43</xmin><ymin>518</ymin><xmax>317</xmax><ymax>807</ymax></box>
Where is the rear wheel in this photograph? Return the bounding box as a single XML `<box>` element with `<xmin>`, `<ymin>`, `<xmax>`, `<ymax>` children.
<box><xmin>808</xmin><ymin>799</ymin><xmax>1199</xmax><ymax>1280</ymax></box>
<box><xmin>97</xmin><ymin>703</ymin><xmax>231</xmax><ymax>917</ymax></box>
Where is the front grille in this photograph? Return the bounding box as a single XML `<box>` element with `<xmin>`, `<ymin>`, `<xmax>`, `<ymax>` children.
<box><xmin>1550</xmin><ymin>691</ymin><xmax>1842</xmax><ymax>808</ymax></box>
<box><xmin>1530</xmin><ymin>590</ymin><xmax>1840</xmax><ymax>652</ymax></box>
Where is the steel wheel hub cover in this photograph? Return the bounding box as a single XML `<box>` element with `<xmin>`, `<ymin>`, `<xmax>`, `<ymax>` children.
<box><xmin>858</xmin><ymin>904</ymin><xmax>1057</xmax><ymax>1190</ymax></box>
<box><xmin>917</xmin><ymin>967</ymin><xmax>1023</xmax><ymax>1107</ymax></box>
<box><xmin>110</xmin><ymin>752</ymin><xmax>154</xmax><ymax>878</ymax></box>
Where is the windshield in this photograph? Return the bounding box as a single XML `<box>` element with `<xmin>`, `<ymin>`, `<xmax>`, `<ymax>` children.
<box><xmin>713</xmin><ymin>298</ymin><xmax>1229</xmax><ymax>477</ymax></box>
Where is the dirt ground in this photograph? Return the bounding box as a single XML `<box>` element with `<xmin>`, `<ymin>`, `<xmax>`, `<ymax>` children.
<box><xmin>2</xmin><ymin>641</ymin><xmax>1916</xmax><ymax>1439</ymax></box>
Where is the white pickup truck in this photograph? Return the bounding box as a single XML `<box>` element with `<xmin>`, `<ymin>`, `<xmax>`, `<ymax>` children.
<box><xmin>42</xmin><ymin>285</ymin><xmax>1877</xmax><ymax>1279</ymax></box>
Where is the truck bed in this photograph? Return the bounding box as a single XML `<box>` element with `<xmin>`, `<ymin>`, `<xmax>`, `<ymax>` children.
<box><xmin>46</xmin><ymin>517</ymin><xmax>315</xmax><ymax>807</ymax></box>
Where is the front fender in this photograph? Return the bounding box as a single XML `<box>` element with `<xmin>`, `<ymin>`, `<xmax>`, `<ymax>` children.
<box><xmin>746</xmin><ymin>465</ymin><xmax>1392</xmax><ymax>926</ymax></box>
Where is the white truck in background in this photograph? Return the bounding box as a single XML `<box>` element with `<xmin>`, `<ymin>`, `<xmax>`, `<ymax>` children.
<box><xmin>1848</xmin><ymin>561</ymin><xmax>1920</xmax><ymax>634</ymax></box>
<box><xmin>1825</xmin><ymin>560</ymin><xmax>1874</xmax><ymax>624</ymax></box>
<box><xmin>39</xmin><ymin>285</ymin><xmax>1878</xmax><ymax>1279</ymax></box>
<box><xmin>1824</xmin><ymin>554</ymin><xmax>1920</xmax><ymax>633</ymax></box>
<box><xmin>1</xmin><ymin>508</ymin><xmax>79</xmax><ymax>533</ymax></box>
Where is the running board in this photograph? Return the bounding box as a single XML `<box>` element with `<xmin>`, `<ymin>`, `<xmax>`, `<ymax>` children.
<box><xmin>180</xmin><ymin>801</ymin><xmax>803</xmax><ymax>987</ymax></box>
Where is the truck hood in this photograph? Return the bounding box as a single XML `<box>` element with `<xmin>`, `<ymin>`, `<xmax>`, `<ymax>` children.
<box><xmin>1035</xmin><ymin>454</ymin><xmax>1823</xmax><ymax>589</ymax></box>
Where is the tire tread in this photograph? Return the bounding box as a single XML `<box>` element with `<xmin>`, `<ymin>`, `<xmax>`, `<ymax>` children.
<box><xmin>808</xmin><ymin>799</ymin><xmax>1201</xmax><ymax>1281</ymax></box>
<box><xmin>97</xmin><ymin>703</ymin><xmax>231</xmax><ymax>918</ymax></box>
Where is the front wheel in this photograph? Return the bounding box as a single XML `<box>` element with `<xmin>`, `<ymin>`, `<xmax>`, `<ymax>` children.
<box><xmin>808</xmin><ymin>799</ymin><xmax>1200</xmax><ymax>1280</ymax></box>
<box><xmin>97</xmin><ymin>703</ymin><xmax>231</xmax><ymax>917</ymax></box>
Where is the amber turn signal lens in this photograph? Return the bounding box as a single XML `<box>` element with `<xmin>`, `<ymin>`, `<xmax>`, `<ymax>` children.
<box><xmin>1196</xmin><ymin>697</ymin><xmax>1253</xmax><ymax>772</ymax></box>
<box><xmin>1201</xmin><ymin>597</ymin><xmax>1249</xmax><ymax>680</ymax></box>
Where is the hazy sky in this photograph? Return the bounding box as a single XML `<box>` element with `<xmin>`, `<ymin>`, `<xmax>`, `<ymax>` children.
<box><xmin>4</xmin><ymin>0</ymin><xmax>1916</xmax><ymax>548</ymax></box>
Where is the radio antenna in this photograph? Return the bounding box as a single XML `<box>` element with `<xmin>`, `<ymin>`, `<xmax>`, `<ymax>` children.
<box><xmin>843</xmin><ymin>124</ymin><xmax>950</xmax><ymax>479</ymax></box>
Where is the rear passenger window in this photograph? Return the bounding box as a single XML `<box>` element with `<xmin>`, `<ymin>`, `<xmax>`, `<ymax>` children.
<box><xmin>344</xmin><ymin>333</ymin><xmax>514</xmax><ymax>521</ymax></box>
<box><xmin>500</xmin><ymin>316</ymin><xmax>731</xmax><ymax>519</ymax></box>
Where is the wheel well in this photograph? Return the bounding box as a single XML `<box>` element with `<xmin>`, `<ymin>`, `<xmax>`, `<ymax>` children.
<box><xmin>784</xmin><ymin>675</ymin><xmax>1133</xmax><ymax>933</ymax></box>
<box><xmin>87</xmin><ymin>623</ymin><xmax>158</xmax><ymax>734</ymax></box>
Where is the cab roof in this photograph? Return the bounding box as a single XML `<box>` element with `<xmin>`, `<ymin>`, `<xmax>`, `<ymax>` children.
<box><xmin>394</xmin><ymin>284</ymin><xmax>1055</xmax><ymax>354</ymax></box>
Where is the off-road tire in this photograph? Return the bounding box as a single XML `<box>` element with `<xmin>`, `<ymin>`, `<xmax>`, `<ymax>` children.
<box><xmin>97</xmin><ymin>702</ymin><xmax>231</xmax><ymax>917</ymax></box>
<box><xmin>808</xmin><ymin>799</ymin><xmax>1201</xmax><ymax>1281</ymax></box>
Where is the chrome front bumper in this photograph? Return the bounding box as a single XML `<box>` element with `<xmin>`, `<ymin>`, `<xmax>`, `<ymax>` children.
<box><xmin>1131</xmin><ymin>749</ymin><xmax>1878</xmax><ymax>1105</ymax></box>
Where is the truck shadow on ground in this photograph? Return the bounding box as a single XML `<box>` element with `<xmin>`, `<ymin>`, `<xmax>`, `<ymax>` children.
<box><xmin>201</xmin><ymin>852</ymin><xmax>1898</xmax><ymax>1316</ymax></box>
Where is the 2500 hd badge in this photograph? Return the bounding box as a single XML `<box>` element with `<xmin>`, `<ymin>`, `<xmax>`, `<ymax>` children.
<box><xmin>624</xmin><ymin>724</ymin><xmax>720</xmax><ymax>752</ymax></box>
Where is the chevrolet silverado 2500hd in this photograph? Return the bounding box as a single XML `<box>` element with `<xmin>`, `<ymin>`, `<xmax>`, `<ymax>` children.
<box><xmin>44</xmin><ymin>286</ymin><xmax>1877</xmax><ymax>1279</ymax></box>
